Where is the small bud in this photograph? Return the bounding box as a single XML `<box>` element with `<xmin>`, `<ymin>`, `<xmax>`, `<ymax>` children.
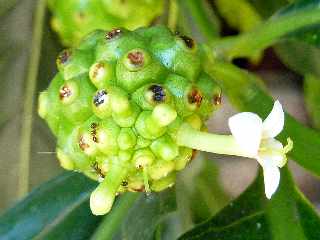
<box><xmin>95</xmin><ymin>119</ymin><xmax>120</xmax><ymax>155</ymax></box>
<box><xmin>174</xmin><ymin>148</ymin><xmax>193</xmax><ymax>170</ymax></box>
<box><xmin>56</xmin><ymin>148</ymin><xmax>74</xmax><ymax>170</ymax></box>
<box><xmin>133</xmin><ymin>148</ymin><xmax>155</xmax><ymax>168</ymax></box>
<box><xmin>117</xmin><ymin>128</ymin><xmax>137</xmax><ymax>150</ymax></box>
<box><xmin>185</xmin><ymin>114</ymin><xmax>202</xmax><ymax>130</ymax></box>
<box><xmin>89</xmin><ymin>61</ymin><xmax>114</xmax><ymax>89</ymax></box>
<box><xmin>59</xmin><ymin>81</ymin><xmax>79</xmax><ymax>105</ymax></box>
<box><xmin>152</xmin><ymin>104</ymin><xmax>177</xmax><ymax>127</ymax></box>
<box><xmin>150</xmin><ymin>135</ymin><xmax>179</xmax><ymax>161</ymax></box>
<box><xmin>151</xmin><ymin>173</ymin><xmax>176</xmax><ymax>192</ymax></box>
<box><xmin>149</xmin><ymin>161</ymin><xmax>175</xmax><ymax>180</ymax></box>
<box><xmin>38</xmin><ymin>91</ymin><xmax>49</xmax><ymax>119</ymax></box>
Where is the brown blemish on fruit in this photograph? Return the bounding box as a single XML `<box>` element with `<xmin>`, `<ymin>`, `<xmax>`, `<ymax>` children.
<box><xmin>191</xmin><ymin>149</ymin><xmax>198</xmax><ymax>160</ymax></box>
<box><xmin>128</xmin><ymin>51</ymin><xmax>144</xmax><ymax>66</ymax></box>
<box><xmin>180</xmin><ymin>35</ymin><xmax>195</xmax><ymax>49</ymax></box>
<box><xmin>90</xmin><ymin>123</ymin><xmax>99</xmax><ymax>143</ymax></box>
<box><xmin>121</xmin><ymin>180</ymin><xmax>129</xmax><ymax>187</ymax></box>
<box><xmin>213</xmin><ymin>93</ymin><xmax>222</xmax><ymax>106</ymax></box>
<box><xmin>188</xmin><ymin>89</ymin><xmax>203</xmax><ymax>107</ymax></box>
<box><xmin>106</xmin><ymin>28</ymin><xmax>122</xmax><ymax>40</ymax></box>
<box><xmin>131</xmin><ymin>186</ymin><xmax>145</xmax><ymax>192</ymax></box>
<box><xmin>57</xmin><ymin>49</ymin><xmax>71</xmax><ymax>65</ymax></box>
<box><xmin>59</xmin><ymin>86</ymin><xmax>72</xmax><ymax>100</ymax></box>
<box><xmin>92</xmin><ymin>162</ymin><xmax>105</xmax><ymax>178</ymax></box>
<box><xmin>92</xmin><ymin>63</ymin><xmax>104</xmax><ymax>79</ymax></box>
<box><xmin>79</xmin><ymin>136</ymin><xmax>90</xmax><ymax>151</ymax></box>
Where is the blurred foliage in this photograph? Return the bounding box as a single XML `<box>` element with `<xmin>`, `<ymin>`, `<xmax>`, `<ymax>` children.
<box><xmin>304</xmin><ymin>74</ymin><xmax>320</xmax><ymax>129</ymax></box>
<box><xmin>179</xmin><ymin>168</ymin><xmax>320</xmax><ymax>240</ymax></box>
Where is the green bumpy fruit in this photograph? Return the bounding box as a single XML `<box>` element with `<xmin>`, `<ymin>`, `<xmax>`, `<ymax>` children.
<box><xmin>38</xmin><ymin>26</ymin><xmax>221</xmax><ymax>215</ymax></box>
<box><xmin>48</xmin><ymin>0</ymin><xmax>164</xmax><ymax>46</ymax></box>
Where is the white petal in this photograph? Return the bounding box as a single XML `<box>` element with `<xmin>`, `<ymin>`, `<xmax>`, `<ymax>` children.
<box><xmin>228</xmin><ymin>112</ymin><xmax>263</xmax><ymax>157</ymax></box>
<box><xmin>262</xmin><ymin>164</ymin><xmax>280</xmax><ymax>199</ymax></box>
<box><xmin>262</xmin><ymin>100</ymin><xmax>284</xmax><ymax>139</ymax></box>
<box><xmin>259</xmin><ymin>138</ymin><xmax>286</xmax><ymax>168</ymax></box>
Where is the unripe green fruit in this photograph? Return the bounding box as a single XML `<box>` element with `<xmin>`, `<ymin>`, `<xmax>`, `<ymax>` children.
<box><xmin>38</xmin><ymin>26</ymin><xmax>221</xmax><ymax>215</ymax></box>
<box><xmin>48</xmin><ymin>0</ymin><xmax>164</xmax><ymax>46</ymax></box>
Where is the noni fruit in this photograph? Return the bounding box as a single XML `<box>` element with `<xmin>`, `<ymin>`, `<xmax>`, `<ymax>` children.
<box><xmin>38</xmin><ymin>26</ymin><xmax>222</xmax><ymax>215</ymax></box>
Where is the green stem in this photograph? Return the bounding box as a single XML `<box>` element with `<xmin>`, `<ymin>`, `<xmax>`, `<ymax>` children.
<box><xmin>212</xmin><ymin>7</ymin><xmax>320</xmax><ymax>60</ymax></box>
<box><xmin>179</xmin><ymin>0</ymin><xmax>219</xmax><ymax>42</ymax></box>
<box><xmin>90</xmin><ymin>193</ymin><xmax>140</xmax><ymax>240</ymax></box>
<box><xmin>168</xmin><ymin>0</ymin><xmax>179</xmax><ymax>31</ymax></box>
<box><xmin>177</xmin><ymin>124</ymin><xmax>248</xmax><ymax>157</ymax></box>
<box><xmin>18</xmin><ymin>0</ymin><xmax>46</xmax><ymax>198</ymax></box>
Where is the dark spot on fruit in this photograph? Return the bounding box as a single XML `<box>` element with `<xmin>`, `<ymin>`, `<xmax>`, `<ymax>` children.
<box><xmin>188</xmin><ymin>89</ymin><xmax>203</xmax><ymax>107</ymax></box>
<box><xmin>180</xmin><ymin>35</ymin><xmax>195</xmax><ymax>49</ymax></box>
<box><xmin>57</xmin><ymin>49</ymin><xmax>71</xmax><ymax>65</ymax></box>
<box><xmin>90</xmin><ymin>123</ymin><xmax>98</xmax><ymax>142</ymax></box>
<box><xmin>121</xmin><ymin>180</ymin><xmax>128</xmax><ymax>187</ymax></box>
<box><xmin>92</xmin><ymin>162</ymin><xmax>105</xmax><ymax>178</ymax></box>
<box><xmin>79</xmin><ymin>136</ymin><xmax>89</xmax><ymax>151</ymax></box>
<box><xmin>191</xmin><ymin>149</ymin><xmax>198</xmax><ymax>160</ymax></box>
<box><xmin>93</xmin><ymin>90</ymin><xmax>107</xmax><ymax>106</ymax></box>
<box><xmin>213</xmin><ymin>93</ymin><xmax>222</xmax><ymax>106</ymax></box>
<box><xmin>128</xmin><ymin>51</ymin><xmax>144</xmax><ymax>66</ymax></box>
<box><xmin>92</xmin><ymin>134</ymin><xmax>98</xmax><ymax>143</ymax></box>
<box><xmin>131</xmin><ymin>186</ymin><xmax>145</xmax><ymax>192</ymax></box>
<box><xmin>106</xmin><ymin>29</ymin><xmax>122</xmax><ymax>40</ymax></box>
<box><xmin>59</xmin><ymin>85</ymin><xmax>72</xmax><ymax>100</ymax></box>
<box><xmin>92</xmin><ymin>63</ymin><xmax>104</xmax><ymax>79</ymax></box>
<box><xmin>149</xmin><ymin>84</ymin><xmax>166</xmax><ymax>102</ymax></box>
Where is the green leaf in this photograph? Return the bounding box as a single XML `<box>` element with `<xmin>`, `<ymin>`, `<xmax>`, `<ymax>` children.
<box><xmin>177</xmin><ymin>0</ymin><xmax>220</xmax><ymax>42</ymax></box>
<box><xmin>91</xmin><ymin>189</ymin><xmax>177</xmax><ymax>240</ymax></box>
<box><xmin>177</xmin><ymin>155</ymin><xmax>229</xmax><ymax>224</ymax></box>
<box><xmin>248</xmin><ymin>0</ymin><xmax>288</xmax><ymax>18</ymax></box>
<box><xmin>304</xmin><ymin>74</ymin><xmax>320</xmax><ymax>129</ymax></box>
<box><xmin>0</xmin><ymin>172</ymin><xmax>101</xmax><ymax>240</ymax></box>
<box><xmin>212</xmin><ymin>0</ymin><xmax>320</xmax><ymax>60</ymax></box>
<box><xmin>178</xmin><ymin>167</ymin><xmax>320</xmax><ymax>240</ymax></box>
<box><xmin>215</xmin><ymin>0</ymin><xmax>262</xmax><ymax>33</ymax></box>
<box><xmin>0</xmin><ymin>0</ymin><xmax>39</xmax><ymax>211</ymax></box>
<box><xmin>204</xmin><ymin>60</ymin><xmax>320</xmax><ymax>176</ymax></box>
<box><xmin>275</xmin><ymin>40</ymin><xmax>320</xmax><ymax>77</ymax></box>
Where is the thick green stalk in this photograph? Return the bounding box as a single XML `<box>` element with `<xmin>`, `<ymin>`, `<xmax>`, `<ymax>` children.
<box><xmin>177</xmin><ymin>124</ymin><xmax>248</xmax><ymax>157</ymax></box>
<box><xmin>90</xmin><ymin>193</ymin><xmax>140</xmax><ymax>240</ymax></box>
<box><xmin>18</xmin><ymin>0</ymin><xmax>46</xmax><ymax>197</ymax></box>
<box><xmin>212</xmin><ymin>7</ymin><xmax>320</xmax><ymax>59</ymax></box>
<box><xmin>168</xmin><ymin>0</ymin><xmax>179</xmax><ymax>31</ymax></box>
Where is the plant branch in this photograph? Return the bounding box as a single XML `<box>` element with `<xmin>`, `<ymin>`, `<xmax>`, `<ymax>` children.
<box><xmin>177</xmin><ymin>124</ymin><xmax>248</xmax><ymax>157</ymax></box>
<box><xmin>90</xmin><ymin>193</ymin><xmax>140</xmax><ymax>240</ymax></box>
<box><xmin>18</xmin><ymin>0</ymin><xmax>46</xmax><ymax>197</ymax></box>
<box><xmin>212</xmin><ymin>7</ymin><xmax>320</xmax><ymax>60</ymax></box>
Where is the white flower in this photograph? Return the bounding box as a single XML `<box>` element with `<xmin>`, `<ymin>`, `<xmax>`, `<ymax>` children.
<box><xmin>228</xmin><ymin>100</ymin><xmax>293</xmax><ymax>199</ymax></box>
